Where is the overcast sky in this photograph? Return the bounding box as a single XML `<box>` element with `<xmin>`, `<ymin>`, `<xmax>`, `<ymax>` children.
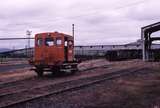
<box><xmin>0</xmin><ymin>0</ymin><xmax>159</xmax><ymax>48</ymax></box>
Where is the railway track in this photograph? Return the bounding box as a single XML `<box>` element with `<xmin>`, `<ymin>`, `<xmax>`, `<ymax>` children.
<box><xmin>0</xmin><ymin>64</ymin><xmax>109</xmax><ymax>97</ymax></box>
<box><xmin>0</xmin><ymin>64</ymin><xmax>108</xmax><ymax>86</ymax></box>
<box><xmin>0</xmin><ymin>66</ymin><xmax>150</xmax><ymax>108</ymax></box>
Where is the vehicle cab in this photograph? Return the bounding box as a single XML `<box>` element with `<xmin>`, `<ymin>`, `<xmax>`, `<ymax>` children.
<box><xmin>31</xmin><ymin>32</ymin><xmax>77</xmax><ymax>76</ymax></box>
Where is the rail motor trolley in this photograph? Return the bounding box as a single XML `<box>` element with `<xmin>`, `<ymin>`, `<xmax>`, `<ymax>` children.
<box><xmin>30</xmin><ymin>32</ymin><xmax>78</xmax><ymax>76</ymax></box>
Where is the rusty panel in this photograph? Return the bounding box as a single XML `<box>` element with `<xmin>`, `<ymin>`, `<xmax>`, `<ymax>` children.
<box><xmin>34</xmin><ymin>32</ymin><xmax>73</xmax><ymax>66</ymax></box>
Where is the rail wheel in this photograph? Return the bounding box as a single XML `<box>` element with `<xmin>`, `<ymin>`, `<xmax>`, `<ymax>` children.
<box><xmin>35</xmin><ymin>67</ymin><xmax>44</xmax><ymax>77</ymax></box>
<box><xmin>71</xmin><ymin>64</ymin><xmax>78</xmax><ymax>74</ymax></box>
<box><xmin>52</xmin><ymin>67</ymin><xmax>61</xmax><ymax>75</ymax></box>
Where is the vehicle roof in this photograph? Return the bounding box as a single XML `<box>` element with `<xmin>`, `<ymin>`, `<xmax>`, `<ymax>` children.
<box><xmin>35</xmin><ymin>32</ymin><xmax>73</xmax><ymax>38</ymax></box>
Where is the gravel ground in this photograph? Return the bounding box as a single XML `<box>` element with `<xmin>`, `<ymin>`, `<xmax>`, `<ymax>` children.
<box><xmin>0</xmin><ymin>63</ymin><xmax>30</xmax><ymax>73</ymax></box>
<box><xmin>7</xmin><ymin>61</ymin><xmax>160</xmax><ymax>108</ymax></box>
<box><xmin>0</xmin><ymin>59</ymin><xmax>143</xmax><ymax>85</ymax></box>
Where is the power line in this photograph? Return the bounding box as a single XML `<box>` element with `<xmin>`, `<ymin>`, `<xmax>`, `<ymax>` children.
<box><xmin>115</xmin><ymin>0</ymin><xmax>148</xmax><ymax>10</ymax></box>
<box><xmin>0</xmin><ymin>0</ymin><xmax>152</xmax><ymax>40</ymax></box>
<box><xmin>29</xmin><ymin>0</ymin><xmax>150</xmax><ymax>24</ymax></box>
<box><xmin>42</xmin><ymin>0</ymin><xmax>149</xmax><ymax>29</ymax></box>
<box><xmin>1</xmin><ymin>0</ymin><xmax>150</xmax><ymax>31</ymax></box>
<box><xmin>26</xmin><ymin>0</ymin><xmax>150</xmax><ymax>30</ymax></box>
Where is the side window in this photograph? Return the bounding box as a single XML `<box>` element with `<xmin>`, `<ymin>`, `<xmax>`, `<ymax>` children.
<box><xmin>37</xmin><ymin>38</ymin><xmax>43</xmax><ymax>46</ymax></box>
<box><xmin>56</xmin><ymin>38</ymin><xmax>62</xmax><ymax>45</ymax></box>
<box><xmin>45</xmin><ymin>37</ymin><xmax>54</xmax><ymax>46</ymax></box>
<box><xmin>65</xmin><ymin>41</ymin><xmax>68</xmax><ymax>47</ymax></box>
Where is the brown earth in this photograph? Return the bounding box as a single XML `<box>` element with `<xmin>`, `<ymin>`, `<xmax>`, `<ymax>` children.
<box><xmin>0</xmin><ymin>59</ymin><xmax>160</xmax><ymax>108</ymax></box>
<box><xmin>0</xmin><ymin>59</ymin><xmax>147</xmax><ymax>84</ymax></box>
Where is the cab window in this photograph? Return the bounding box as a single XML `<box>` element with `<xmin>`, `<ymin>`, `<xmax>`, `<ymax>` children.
<box><xmin>37</xmin><ymin>38</ymin><xmax>43</xmax><ymax>46</ymax></box>
<box><xmin>68</xmin><ymin>41</ymin><xmax>73</xmax><ymax>46</ymax></box>
<box><xmin>65</xmin><ymin>41</ymin><xmax>68</xmax><ymax>46</ymax></box>
<box><xmin>45</xmin><ymin>37</ymin><xmax>54</xmax><ymax>46</ymax></box>
<box><xmin>68</xmin><ymin>40</ymin><xmax>73</xmax><ymax>48</ymax></box>
<box><xmin>56</xmin><ymin>38</ymin><xmax>62</xmax><ymax>45</ymax></box>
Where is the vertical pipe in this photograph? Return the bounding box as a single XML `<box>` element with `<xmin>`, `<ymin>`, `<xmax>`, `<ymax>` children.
<box><xmin>146</xmin><ymin>32</ymin><xmax>150</xmax><ymax>61</ymax></box>
<box><xmin>142</xmin><ymin>28</ymin><xmax>146</xmax><ymax>61</ymax></box>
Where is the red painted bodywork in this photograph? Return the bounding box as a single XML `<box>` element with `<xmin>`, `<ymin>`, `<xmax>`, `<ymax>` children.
<box><xmin>33</xmin><ymin>32</ymin><xmax>74</xmax><ymax>66</ymax></box>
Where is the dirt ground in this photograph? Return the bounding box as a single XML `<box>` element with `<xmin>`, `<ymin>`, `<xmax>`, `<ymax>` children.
<box><xmin>0</xmin><ymin>59</ymin><xmax>150</xmax><ymax>84</ymax></box>
<box><xmin>0</xmin><ymin>58</ymin><xmax>28</xmax><ymax>66</ymax></box>
<box><xmin>3</xmin><ymin>59</ymin><xmax>160</xmax><ymax>108</ymax></box>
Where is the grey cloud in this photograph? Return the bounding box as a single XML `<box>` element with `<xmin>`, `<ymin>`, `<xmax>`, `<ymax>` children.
<box><xmin>0</xmin><ymin>0</ymin><xmax>159</xmax><ymax>48</ymax></box>
<box><xmin>126</xmin><ymin>0</ymin><xmax>160</xmax><ymax>21</ymax></box>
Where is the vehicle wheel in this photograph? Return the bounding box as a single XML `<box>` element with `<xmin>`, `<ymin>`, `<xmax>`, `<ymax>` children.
<box><xmin>70</xmin><ymin>70</ymin><xmax>76</xmax><ymax>74</ymax></box>
<box><xmin>35</xmin><ymin>68</ymin><xmax>43</xmax><ymax>77</ymax></box>
<box><xmin>52</xmin><ymin>67</ymin><xmax>61</xmax><ymax>75</ymax></box>
<box><xmin>71</xmin><ymin>65</ymin><xmax>78</xmax><ymax>74</ymax></box>
<box><xmin>71</xmin><ymin>68</ymin><xmax>78</xmax><ymax>74</ymax></box>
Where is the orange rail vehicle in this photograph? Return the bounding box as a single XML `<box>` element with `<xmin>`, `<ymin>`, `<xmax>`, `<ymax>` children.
<box><xmin>30</xmin><ymin>32</ymin><xmax>78</xmax><ymax>76</ymax></box>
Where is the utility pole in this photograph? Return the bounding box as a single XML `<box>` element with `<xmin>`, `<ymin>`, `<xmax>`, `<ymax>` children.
<box><xmin>72</xmin><ymin>24</ymin><xmax>75</xmax><ymax>58</ymax></box>
<box><xmin>72</xmin><ymin>24</ymin><xmax>74</xmax><ymax>38</ymax></box>
<box><xmin>26</xmin><ymin>30</ymin><xmax>32</xmax><ymax>49</ymax></box>
<box><xmin>26</xmin><ymin>30</ymin><xmax>32</xmax><ymax>57</ymax></box>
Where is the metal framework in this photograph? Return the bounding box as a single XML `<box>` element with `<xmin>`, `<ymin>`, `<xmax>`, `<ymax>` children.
<box><xmin>142</xmin><ymin>22</ymin><xmax>160</xmax><ymax>61</ymax></box>
<box><xmin>0</xmin><ymin>37</ymin><xmax>34</xmax><ymax>40</ymax></box>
